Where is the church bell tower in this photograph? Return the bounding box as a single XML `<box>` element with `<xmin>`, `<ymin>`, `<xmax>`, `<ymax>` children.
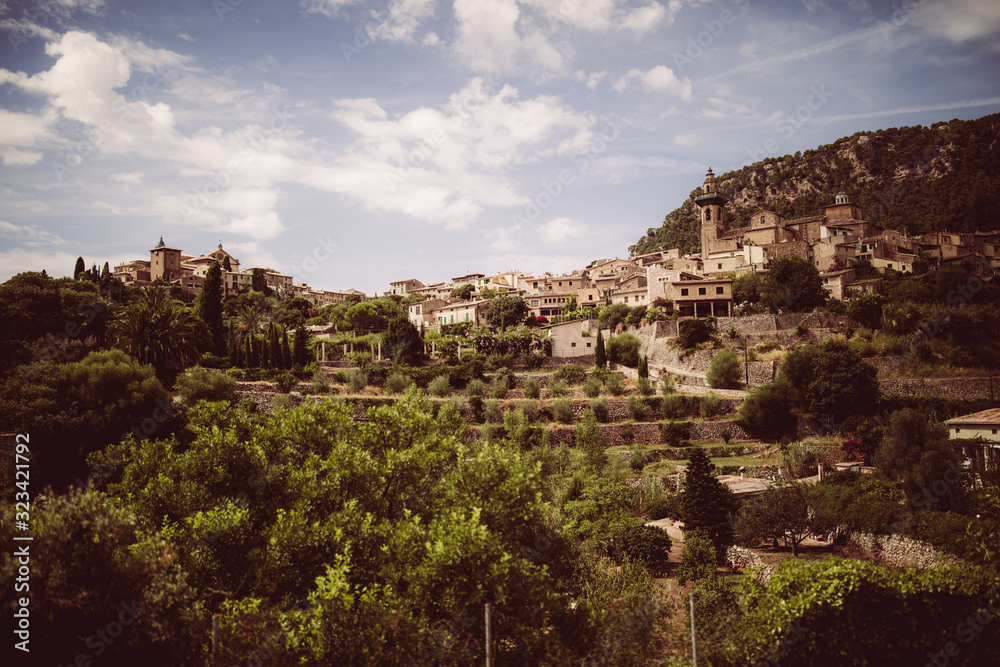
<box><xmin>693</xmin><ymin>167</ymin><xmax>728</xmax><ymax>258</ymax></box>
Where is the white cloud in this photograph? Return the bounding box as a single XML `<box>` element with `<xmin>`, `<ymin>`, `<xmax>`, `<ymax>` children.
<box><xmin>452</xmin><ymin>0</ymin><xmax>564</xmax><ymax>73</ymax></box>
<box><xmin>112</xmin><ymin>172</ymin><xmax>143</xmax><ymax>183</ymax></box>
<box><xmin>619</xmin><ymin>2</ymin><xmax>668</xmax><ymax>34</ymax></box>
<box><xmin>613</xmin><ymin>65</ymin><xmax>692</xmax><ymax>99</ymax></box>
<box><xmin>0</xmin><ymin>220</ymin><xmax>67</xmax><ymax>245</ymax></box>
<box><xmin>910</xmin><ymin>0</ymin><xmax>1000</xmax><ymax>46</ymax></box>
<box><xmin>575</xmin><ymin>69</ymin><xmax>607</xmax><ymax>90</ymax></box>
<box><xmin>1</xmin><ymin>147</ymin><xmax>43</xmax><ymax>166</ymax></box>
<box><xmin>371</xmin><ymin>0</ymin><xmax>437</xmax><ymax>43</ymax></box>
<box><xmin>540</xmin><ymin>216</ymin><xmax>584</xmax><ymax>243</ymax></box>
<box><xmin>300</xmin><ymin>0</ymin><xmax>365</xmax><ymax>18</ymax></box>
<box><xmin>673</xmin><ymin>131</ymin><xmax>701</xmax><ymax>147</ymax></box>
<box><xmin>177</xmin><ymin>32</ymin><xmax>194</xmax><ymax>42</ymax></box>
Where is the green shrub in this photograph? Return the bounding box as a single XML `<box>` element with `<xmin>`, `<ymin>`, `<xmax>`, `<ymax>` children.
<box><xmin>605</xmin><ymin>373</ymin><xmax>625</xmax><ymax>396</ymax></box>
<box><xmin>583</xmin><ymin>376</ymin><xmax>602</xmax><ymax>398</ymax></box>
<box><xmin>627</xmin><ymin>395</ymin><xmax>648</xmax><ymax>421</ymax></box>
<box><xmin>311</xmin><ymin>368</ymin><xmax>333</xmax><ymax>394</ymax></box>
<box><xmin>428</xmin><ymin>374</ymin><xmax>452</xmax><ymax>397</ymax></box>
<box><xmin>739</xmin><ymin>380</ymin><xmax>796</xmax><ymax>440</ymax></box>
<box><xmin>660</xmin><ymin>375</ymin><xmax>677</xmax><ymax>395</ymax></box>
<box><xmin>701</xmin><ymin>392</ymin><xmax>723</xmax><ymax>418</ymax></box>
<box><xmin>271</xmin><ymin>393</ymin><xmax>294</xmax><ymax>411</ymax></box>
<box><xmin>523</xmin><ymin>377</ymin><xmax>541</xmax><ymax>399</ymax></box>
<box><xmin>615</xmin><ymin>523</ymin><xmax>671</xmax><ymax>568</ymax></box>
<box><xmin>636</xmin><ymin>377</ymin><xmax>654</xmax><ymax>397</ymax></box>
<box><xmin>590</xmin><ymin>398</ymin><xmax>610</xmax><ymax>423</ymax></box>
<box><xmin>621</xmin><ymin>424</ymin><xmax>635</xmax><ymax>445</ymax></box>
<box><xmin>607</xmin><ymin>333</ymin><xmax>642</xmax><ymax>367</ymax></box>
<box><xmin>554</xmin><ymin>363</ymin><xmax>588</xmax><ymax>385</ymax></box>
<box><xmin>706</xmin><ymin>349</ymin><xmax>742</xmax><ymax>389</ymax></box>
<box><xmin>484</xmin><ymin>399</ymin><xmax>503</xmax><ymax>423</ymax></box>
<box><xmin>661</xmin><ymin>394</ymin><xmax>688</xmax><ymax>419</ymax></box>
<box><xmin>678</xmin><ymin>318</ymin><xmax>714</xmax><ymax>349</ymax></box>
<box><xmin>552</xmin><ymin>398</ymin><xmax>574</xmax><ymax>424</ymax></box>
<box><xmin>644</xmin><ymin>494</ymin><xmax>679</xmax><ymax>521</ymax></box>
<box><xmin>661</xmin><ymin>420</ymin><xmax>692</xmax><ymax>447</ymax></box>
<box><xmin>518</xmin><ymin>400</ymin><xmax>539</xmax><ymax>422</ymax></box>
<box><xmin>385</xmin><ymin>371</ymin><xmax>413</xmax><ymax>394</ymax></box>
<box><xmin>175</xmin><ymin>366</ymin><xmax>238</xmax><ymax>406</ymax></box>
<box><xmin>274</xmin><ymin>372</ymin><xmax>298</xmax><ymax>394</ymax></box>
<box><xmin>549</xmin><ymin>379</ymin><xmax>568</xmax><ymax>397</ymax></box>
<box><xmin>721</xmin><ymin>428</ymin><xmax>732</xmax><ymax>444</ymax></box>
<box><xmin>466</xmin><ymin>378</ymin><xmax>487</xmax><ymax>398</ymax></box>
<box><xmin>225</xmin><ymin>367</ymin><xmax>246</xmax><ymax>381</ymax></box>
<box><xmin>448</xmin><ymin>395</ymin><xmax>466</xmax><ymax>416</ymax></box>
<box><xmin>491</xmin><ymin>367</ymin><xmax>514</xmax><ymax>398</ymax></box>
<box><xmin>348</xmin><ymin>368</ymin><xmax>368</xmax><ymax>393</ymax></box>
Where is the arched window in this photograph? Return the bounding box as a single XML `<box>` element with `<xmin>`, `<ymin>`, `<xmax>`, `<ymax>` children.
<box><xmin>705</xmin><ymin>208</ymin><xmax>712</xmax><ymax>221</ymax></box>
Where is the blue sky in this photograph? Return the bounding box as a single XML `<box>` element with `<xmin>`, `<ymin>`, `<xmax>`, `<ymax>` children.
<box><xmin>1</xmin><ymin>0</ymin><xmax>998</xmax><ymax>295</ymax></box>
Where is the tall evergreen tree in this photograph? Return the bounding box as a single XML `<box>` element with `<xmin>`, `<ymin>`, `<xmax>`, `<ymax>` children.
<box><xmin>680</xmin><ymin>449</ymin><xmax>736</xmax><ymax>546</ymax></box>
<box><xmin>595</xmin><ymin>329</ymin><xmax>607</xmax><ymax>368</ymax></box>
<box><xmin>292</xmin><ymin>325</ymin><xmax>309</xmax><ymax>368</ymax></box>
<box><xmin>268</xmin><ymin>323</ymin><xmax>281</xmax><ymax>370</ymax></box>
<box><xmin>222</xmin><ymin>255</ymin><xmax>232</xmax><ymax>272</ymax></box>
<box><xmin>74</xmin><ymin>257</ymin><xmax>86</xmax><ymax>280</ymax></box>
<box><xmin>280</xmin><ymin>328</ymin><xmax>292</xmax><ymax>370</ymax></box>
<box><xmin>101</xmin><ymin>262</ymin><xmax>111</xmax><ymax>281</ymax></box>
<box><xmin>195</xmin><ymin>262</ymin><xmax>225</xmax><ymax>355</ymax></box>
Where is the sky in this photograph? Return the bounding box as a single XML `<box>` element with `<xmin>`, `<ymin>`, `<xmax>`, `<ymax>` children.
<box><xmin>0</xmin><ymin>0</ymin><xmax>998</xmax><ymax>295</ymax></box>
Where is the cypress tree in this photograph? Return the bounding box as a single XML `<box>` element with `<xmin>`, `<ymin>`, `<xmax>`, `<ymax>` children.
<box><xmin>222</xmin><ymin>255</ymin><xmax>232</xmax><ymax>272</ymax></box>
<box><xmin>196</xmin><ymin>262</ymin><xmax>225</xmax><ymax>355</ymax></box>
<box><xmin>268</xmin><ymin>324</ymin><xmax>280</xmax><ymax>370</ymax></box>
<box><xmin>74</xmin><ymin>257</ymin><xmax>85</xmax><ymax>280</ymax></box>
<box><xmin>101</xmin><ymin>262</ymin><xmax>111</xmax><ymax>281</ymax></box>
<box><xmin>292</xmin><ymin>325</ymin><xmax>309</xmax><ymax>368</ymax></box>
<box><xmin>281</xmin><ymin>328</ymin><xmax>292</xmax><ymax>369</ymax></box>
<box><xmin>595</xmin><ymin>329</ymin><xmax>607</xmax><ymax>368</ymax></box>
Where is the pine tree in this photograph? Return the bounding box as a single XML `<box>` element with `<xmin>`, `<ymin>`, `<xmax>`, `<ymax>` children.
<box><xmin>679</xmin><ymin>449</ymin><xmax>736</xmax><ymax>546</ymax></box>
<box><xmin>74</xmin><ymin>257</ymin><xmax>86</xmax><ymax>280</ymax></box>
<box><xmin>595</xmin><ymin>329</ymin><xmax>607</xmax><ymax>368</ymax></box>
<box><xmin>195</xmin><ymin>262</ymin><xmax>225</xmax><ymax>355</ymax></box>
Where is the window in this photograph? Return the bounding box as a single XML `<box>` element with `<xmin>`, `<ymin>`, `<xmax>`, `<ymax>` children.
<box><xmin>624</xmin><ymin>296</ymin><xmax>629</xmax><ymax>303</ymax></box>
<box><xmin>718</xmin><ymin>263</ymin><xmax>723</xmax><ymax>269</ymax></box>
<box><xmin>716</xmin><ymin>286</ymin><xmax>724</xmax><ymax>294</ymax></box>
<box><xmin>698</xmin><ymin>287</ymin><xmax>707</xmax><ymax>295</ymax></box>
<box><xmin>571</xmin><ymin>342</ymin><xmax>577</xmax><ymax>348</ymax></box>
<box><xmin>465</xmin><ymin>313</ymin><xmax>470</xmax><ymax>322</ymax></box>
<box><xmin>681</xmin><ymin>288</ymin><xmax>689</xmax><ymax>296</ymax></box>
<box><xmin>450</xmin><ymin>315</ymin><xmax>454</xmax><ymax>323</ymax></box>
<box><xmin>588</xmin><ymin>295</ymin><xmax>594</xmax><ymax>300</ymax></box>
<box><xmin>587</xmin><ymin>342</ymin><xmax>592</xmax><ymax>348</ymax></box>
<box><xmin>531</xmin><ymin>300</ymin><xmax>539</xmax><ymax>307</ymax></box>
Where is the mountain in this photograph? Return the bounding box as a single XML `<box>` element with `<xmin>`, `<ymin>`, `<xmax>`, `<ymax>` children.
<box><xmin>630</xmin><ymin>113</ymin><xmax>1000</xmax><ymax>256</ymax></box>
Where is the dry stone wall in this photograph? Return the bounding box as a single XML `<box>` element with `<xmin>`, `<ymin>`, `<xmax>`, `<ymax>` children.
<box><xmin>878</xmin><ymin>376</ymin><xmax>997</xmax><ymax>400</ymax></box>
<box><xmin>847</xmin><ymin>532</ymin><xmax>960</xmax><ymax>569</ymax></box>
<box><xmin>725</xmin><ymin>546</ymin><xmax>776</xmax><ymax>584</ymax></box>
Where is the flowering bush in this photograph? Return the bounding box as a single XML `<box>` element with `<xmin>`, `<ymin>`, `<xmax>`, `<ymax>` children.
<box><xmin>469</xmin><ymin>325</ymin><xmax>552</xmax><ymax>357</ymax></box>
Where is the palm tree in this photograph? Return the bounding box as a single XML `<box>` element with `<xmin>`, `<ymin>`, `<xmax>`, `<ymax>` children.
<box><xmin>112</xmin><ymin>286</ymin><xmax>208</xmax><ymax>373</ymax></box>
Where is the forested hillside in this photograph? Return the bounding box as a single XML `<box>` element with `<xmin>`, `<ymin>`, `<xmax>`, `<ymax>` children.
<box><xmin>631</xmin><ymin>113</ymin><xmax>1000</xmax><ymax>256</ymax></box>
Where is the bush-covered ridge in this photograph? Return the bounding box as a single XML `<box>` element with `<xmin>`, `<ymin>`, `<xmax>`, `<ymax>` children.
<box><xmin>631</xmin><ymin>112</ymin><xmax>1000</xmax><ymax>256</ymax></box>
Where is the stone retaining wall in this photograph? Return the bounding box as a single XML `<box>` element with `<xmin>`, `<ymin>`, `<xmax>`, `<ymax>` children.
<box><xmin>725</xmin><ymin>545</ymin><xmax>776</xmax><ymax>584</ymax></box>
<box><xmin>878</xmin><ymin>376</ymin><xmax>998</xmax><ymax>401</ymax></box>
<box><xmin>847</xmin><ymin>532</ymin><xmax>960</xmax><ymax>569</ymax></box>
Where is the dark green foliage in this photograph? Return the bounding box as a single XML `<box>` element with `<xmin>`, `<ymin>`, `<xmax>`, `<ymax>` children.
<box><xmin>175</xmin><ymin>366</ymin><xmax>238</xmax><ymax>406</ymax></box>
<box><xmin>0</xmin><ymin>350</ymin><xmax>172</xmax><ymax>487</ymax></box>
<box><xmin>762</xmin><ymin>257</ymin><xmax>827</xmax><ymax>312</ymax></box>
<box><xmin>636</xmin><ymin>376</ymin><xmax>654</xmax><ymax>396</ymax></box>
<box><xmin>74</xmin><ymin>256</ymin><xmax>86</xmax><ymax>279</ymax></box>
<box><xmin>778</xmin><ymin>339</ymin><xmax>879</xmax><ymax>422</ymax></box>
<box><xmin>554</xmin><ymin>363</ymin><xmax>588</xmax><ymax>384</ymax></box>
<box><xmin>491</xmin><ymin>366</ymin><xmax>514</xmax><ymax>398</ymax></box>
<box><xmin>606</xmin><ymin>333</ymin><xmax>641</xmax><ymax>367</ymax></box>
<box><xmin>382</xmin><ymin>315</ymin><xmax>422</xmax><ymax>364</ymax></box>
<box><xmin>738</xmin><ymin>558</ymin><xmax>1000</xmax><ymax>667</ymax></box>
<box><xmin>274</xmin><ymin>372</ymin><xmax>298</xmax><ymax>393</ymax></box>
<box><xmin>733</xmin><ymin>272</ymin><xmax>764</xmax><ymax>305</ymax></box>
<box><xmin>466</xmin><ymin>378</ymin><xmax>486</xmax><ymax>397</ymax></box>
<box><xmin>614</xmin><ymin>523</ymin><xmax>671</xmax><ymax>569</ymax></box>
<box><xmin>846</xmin><ymin>293</ymin><xmax>884</xmax><ymax>329</ymax></box>
<box><xmin>739</xmin><ymin>380</ymin><xmax>797</xmax><ymax>441</ymax></box>
<box><xmin>590</xmin><ymin>397</ymin><xmax>610</xmax><ymax>423</ymax></box>
<box><xmin>112</xmin><ymin>286</ymin><xmax>209</xmax><ymax>376</ymax></box>
<box><xmin>583</xmin><ymin>375</ymin><xmax>602</xmax><ymax>398</ymax></box>
<box><xmin>594</xmin><ymin>328</ymin><xmax>607</xmax><ymax>368</ymax></box>
<box><xmin>626</xmin><ymin>395</ymin><xmax>648</xmax><ymax>421</ymax></box>
<box><xmin>428</xmin><ymin>374</ymin><xmax>452</xmax><ymax>397</ymax></box>
<box><xmin>661</xmin><ymin>420</ymin><xmax>692</xmax><ymax>446</ymax></box>
<box><xmin>523</xmin><ymin>376</ymin><xmax>540</xmax><ymax>399</ymax></box>
<box><xmin>450</xmin><ymin>283</ymin><xmax>474</xmax><ymax>300</ymax></box>
<box><xmin>385</xmin><ymin>371</ymin><xmax>414</xmax><ymax>394</ymax></box>
<box><xmin>292</xmin><ymin>324</ymin><xmax>309</xmax><ymax>368</ymax></box>
<box><xmin>271</xmin><ymin>296</ymin><xmax>314</xmax><ymax>328</ymax></box>
<box><xmin>598</xmin><ymin>302</ymin><xmax>631</xmax><ymax>332</ymax></box>
<box><xmin>643</xmin><ymin>494</ymin><xmax>679</xmax><ymax>521</ymax></box>
<box><xmin>825</xmin><ymin>297</ymin><xmax>847</xmax><ymax>314</ymax></box>
<box><xmin>483</xmin><ymin>294</ymin><xmax>529</xmax><ymax>331</ymax></box>
<box><xmin>637</xmin><ymin>353</ymin><xmax>648</xmax><ymax>379</ymax></box>
<box><xmin>676</xmin><ymin>529</ymin><xmax>716</xmax><ymax>584</ymax></box>
<box><xmin>736</xmin><ymin>484</ymin><xmax>817</xmax><ymax>557</ymax></box>
<box><xmin>604</xmin><ymin>372</ymin><xmax>625</xmax><ymax>396</ymax></box>
<box><xmin>575</xmin><ymin>409</ymin><xmax>608</xmax><ymax>470</ymax></box>
<box><xmin>679</xmin><ymin>449</ymin><xmax>735</xmax><ymax>544</ymax></box>
<box><xmin>552</xmin><ymin>398</ymin><xmax>574</xmax><ymax>424</ymax></box>
<box><xmin>706</xmin><ymin>348</ymin><xmax>742</xmax><ymax>389</ymax></box>
<box><xmin>677</xmin><ymin>318</ymin><xmax>713</xmax><ymax>349</ymax></box>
